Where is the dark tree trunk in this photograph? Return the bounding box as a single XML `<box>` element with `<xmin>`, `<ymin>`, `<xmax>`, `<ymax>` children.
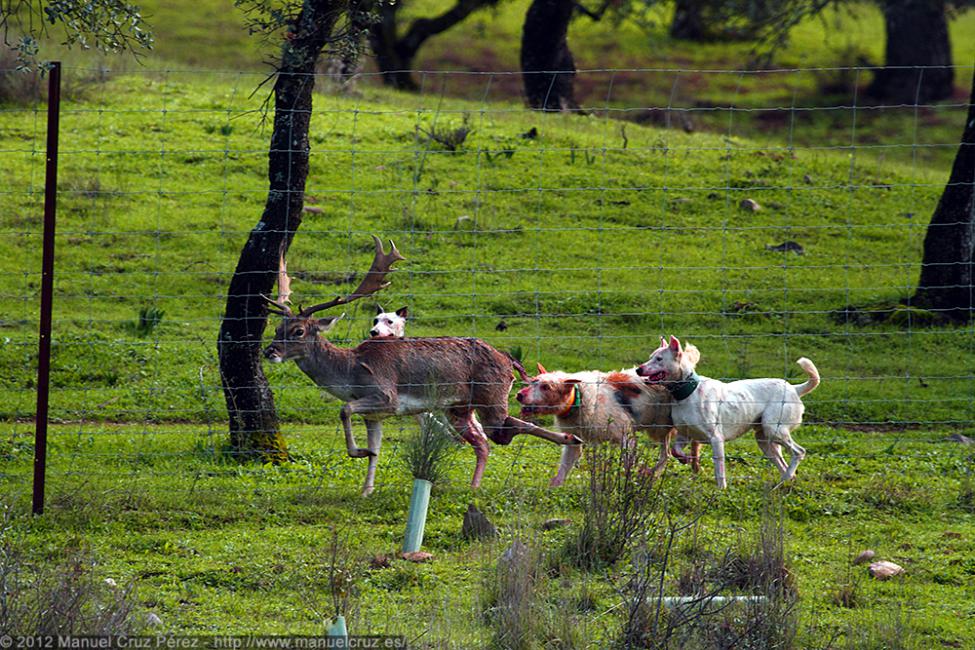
<box><xmin>370</xmin><ymin>0</ymin><xmax>498</xmax><ymax>91</ymax></box>
<box><xmin>217</xmin><ymin>2</ymin><xmax>341</xmax><ymax>461</ymax></box>
<box><xmin>670</xmin><ymin>0</ymin><xmax>708</xmax><ymax>40</ymax></box>
<box><xmin>869</xmin><ymin>0</ymin><xmax>954</xmax><ymax>104</ymax></box>
<box><xmin>911</xmin><ymin>66</ymin><xmax>975</xmax><ymax>322</ymax></box>
<box><xmin>521</xmin><ymin>0</ymin><xmax>578</xmax><ymax>111</ymax></box>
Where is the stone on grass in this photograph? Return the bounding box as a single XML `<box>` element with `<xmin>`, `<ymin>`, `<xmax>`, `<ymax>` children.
<box><xmin>739</xmin><ymin>198</ymin><xmax>761</xmax><ymax>212</ymax></box>
<box><xmin>541</xmin><ymin>518</ymin><xmax>573</xmax><ymax>531</ymax></box>
<box><xmin>852</xmin><ymin>549</ymin><xmax>875</xmax><ymax>566</ymax></box>
<box><xmin>947</xmin><ymin>433</ymin><xmax>973</xmax><ymax>445</ymax></box>
<box><xmin>401</xmin><ymin>551</ymin><xmax>433</xmax><ymax>563</ymax></box>
<box><xmin>146</xmin><ymin>612</ymin><xmax>164</xmax><ymax>627</ymax></box>
<box><xmin>868</xmin><ymin>560</ymin><xmax>904</xmax><ymax>580</ymax></box>
<box><xmin>462</xmin><ymin>504</ymin><xmax>498</xmax><ymax>541</ymax></box>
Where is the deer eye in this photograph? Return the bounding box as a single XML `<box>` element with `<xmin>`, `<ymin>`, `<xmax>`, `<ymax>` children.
<box><xmin>293</xmin><ymin>328</ymin><xmax>304</xmax><ymax>337</ymax></box>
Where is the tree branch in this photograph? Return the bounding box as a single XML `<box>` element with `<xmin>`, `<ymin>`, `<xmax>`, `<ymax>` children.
<box><xmin>398</xmin><ymin>0</ymin><xmax>498</xmax><ymax>59</ymax></box>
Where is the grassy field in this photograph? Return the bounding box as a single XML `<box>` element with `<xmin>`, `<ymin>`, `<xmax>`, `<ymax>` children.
<box><xmin>1</xmin><ymin>2</ymin><xmax>975</xmax><ymax>646</ymax></box>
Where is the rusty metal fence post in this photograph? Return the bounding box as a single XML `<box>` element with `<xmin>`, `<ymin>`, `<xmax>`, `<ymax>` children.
<box><xmin>32</xmin><ymin>61</ymin><xmax>62</xmax><ymax>516</ymax></box>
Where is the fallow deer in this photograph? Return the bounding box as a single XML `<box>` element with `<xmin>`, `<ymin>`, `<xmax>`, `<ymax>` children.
<box><xmin>262</xmin><ymin>236</ymin><xmax>582</xmax><ymax>495</ymax></box>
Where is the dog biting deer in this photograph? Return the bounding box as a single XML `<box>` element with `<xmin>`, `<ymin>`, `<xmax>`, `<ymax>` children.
<box><xmin>262</xmin><ymin>236</ymin><xmax>582</xmax><ymax>495</ymax></box>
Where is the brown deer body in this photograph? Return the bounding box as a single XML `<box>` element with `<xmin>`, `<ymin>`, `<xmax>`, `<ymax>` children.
<box><xmin>262</xmin><ymin>237</ymin><xmax>581</xmax><ymax>495</ymax></box>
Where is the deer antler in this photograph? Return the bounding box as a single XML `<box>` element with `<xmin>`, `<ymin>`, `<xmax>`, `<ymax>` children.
<box><xmin>260</xmin><ymin>249</ymin><xmax>294</xmax><ymax>317</ymax></box>
<box><xmin>299</xmin><ymin>235</ymin><xmax>405</xmax><ymax>317</ymax></box>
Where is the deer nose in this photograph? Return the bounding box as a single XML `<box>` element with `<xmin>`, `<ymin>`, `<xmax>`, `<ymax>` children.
<box><xmin>263</xmin><ymin>346</ymin><xmax>278</xmax><ymax>359</ymax></box>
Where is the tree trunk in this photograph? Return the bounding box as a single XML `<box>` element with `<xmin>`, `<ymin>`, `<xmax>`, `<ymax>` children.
<box><xmin>217</xmin><ymin>2</ymin><xmax>341</xmax><ymax>461</ymax></box>
<box><xmin>370</xmin><ymin>0</ymin><xmax>498</xmax><ymax>91</ymax></box>
<box><xmin>521</xmin><ymin>0</ymin><xmax>579</xmax><ymax>112</ymax></box>
<box><xmin>369</xmin><ymin>2</ymin><xmax>420</xmax><ymax>90</ymax></box>
<box><xmin>869</xmin><ymin>0</ymin><xmax>954</xmax><ymax>104</ymax></box>
<box><xmin>911</xmin><ymin>66</ymin><xmax>975</xmax><ymax>322</ymax></box>
<box><xmin>670</xmin><ymin>0</ymin><xmax>708</xmax><ymax>40</ymax></box>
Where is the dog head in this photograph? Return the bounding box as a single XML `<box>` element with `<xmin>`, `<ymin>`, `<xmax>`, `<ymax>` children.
<box><xmin>636</xmin><ymin>335</ymin><xmax>694</xmax><ymax>384</ymax></box>
<box><xmin>515</xmin><ymin>362</ymin><xmax>581</xmax><ymax>418</ymax></box>
<box><xmin>369</xmin><ymin>305</ymin><xmax>408</xmax><ymax>339</ymax></box>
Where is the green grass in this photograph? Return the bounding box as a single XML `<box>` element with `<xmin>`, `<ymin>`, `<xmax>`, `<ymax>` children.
<box><xmin>1</xmin><ymin>7</ymin><xmax>974</xmax><ymax>645</ymax></box>
<box><xmin>1</xmin><ymin>422</ymin><xmax>973</xmax><ymax>645</ymax></box>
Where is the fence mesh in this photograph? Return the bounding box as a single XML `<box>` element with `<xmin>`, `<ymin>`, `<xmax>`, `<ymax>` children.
<box><xmin>1</xmin><ymin>64</ymin><xmax>974</xmax><ymax>500</ymax></box>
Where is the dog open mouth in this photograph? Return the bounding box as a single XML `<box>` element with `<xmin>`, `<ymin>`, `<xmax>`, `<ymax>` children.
<box><xmin>642</xmin><ymin>370</ymin><xmax>667</xmax><ymax>383</ymax></box>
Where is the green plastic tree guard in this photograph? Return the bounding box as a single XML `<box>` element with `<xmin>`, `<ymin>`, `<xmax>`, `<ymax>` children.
<box><xmin>402</xmin><ymin>478</ymin><xmax>432</xmax><ymax>553</ymax></box>
<box><xmin>326</xmin><ymin>614</ymin><xmax>348</xmax><ymax>646</ymax></box>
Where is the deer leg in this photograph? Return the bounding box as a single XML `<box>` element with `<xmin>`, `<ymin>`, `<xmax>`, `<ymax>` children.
<box><xmin>340</xmin><ymin>394</ymin><xmax>394</xmax><ymax>459</ymax></box>
<box><xmin>361</xmin><ymin>419</ymin><xmax>384</xmax><ymax>497</ymax></box>
<box><xmin>447</xmin><ymin>409</ymin><xmax>490</xmax><ymax>489</ymax></box>
<box><xmin>491</xmin><ymin>415</ymin><xmax>583</xmax><ymax>446</ymax></box>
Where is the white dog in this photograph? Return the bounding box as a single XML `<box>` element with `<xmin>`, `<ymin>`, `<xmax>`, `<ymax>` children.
<box><xmin>637</xmin><ymin>336</ymin><xmax>819</xmax><ymax>488</ymax></box>
<box><xmin>369</xmin><ymin>305</ymin><xmax>408</xmax><ymax>338</ymax></box>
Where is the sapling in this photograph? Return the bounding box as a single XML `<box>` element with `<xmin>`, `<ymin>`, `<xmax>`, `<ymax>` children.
<box><xmin>401</xmin><ymin>406</ymin><xmax>459</xmax><ymax>554</ymax></box>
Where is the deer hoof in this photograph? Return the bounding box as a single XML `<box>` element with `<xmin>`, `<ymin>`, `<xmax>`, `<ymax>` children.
<box><xmin>348</xmin><ymin>448</ymin><xmax>376</xmax><ymax>459</ymax></box>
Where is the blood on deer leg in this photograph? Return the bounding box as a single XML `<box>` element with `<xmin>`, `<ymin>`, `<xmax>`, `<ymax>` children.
<box><xmin>448</xmin><ymin>409</ymin><xmax>489</xmax><ymax>489</ymax></box>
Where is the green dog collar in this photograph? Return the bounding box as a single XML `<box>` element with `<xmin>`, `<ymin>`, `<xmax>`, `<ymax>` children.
<box><xmin>667</xmin><ymin>372</ymin><xmax>700</xmax><ymax>401</ymax></box>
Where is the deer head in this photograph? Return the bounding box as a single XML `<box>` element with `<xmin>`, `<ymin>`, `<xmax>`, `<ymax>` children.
<box><xmin>263</xmin><ymin>235</ymin><xmax>405</xmax><ymax>362</ymax></box>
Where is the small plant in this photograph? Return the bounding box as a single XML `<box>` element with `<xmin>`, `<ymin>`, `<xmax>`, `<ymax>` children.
<box><xmin>0</xmin><ymin>512</ymin><xmax>144</xmax><ymax>635</ymax></box>
<box><xmin>960</xmin><ymin>453</ymin><xmax>975</xmax><ymax>513</ymax></box>
<box><xmin>402</xmin><ymin>410</ymin><xmax>458</xmax><ymax>484</ymax></box>
<box><xmin>563</xmin><ymin>441</ymin><xmax>662</xmax><ymax>571</ymax></box>
<box><xmin>126</xmin><ymin>306</ymin><xmax>165</xmax><ymax>338</ymax></box>
<box><xmin>418</xmin><ymin>114</ymin><xmax>472</xmax><ymax>151</ymax></box>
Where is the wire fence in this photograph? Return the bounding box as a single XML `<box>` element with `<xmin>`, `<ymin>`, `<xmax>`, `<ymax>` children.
<box><xmin>1</xmin><ymin>64</ymin><xmax>974</xmax><ymax>508</ymax></box>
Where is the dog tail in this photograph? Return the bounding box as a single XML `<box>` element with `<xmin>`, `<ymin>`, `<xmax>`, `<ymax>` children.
<box><xmin>794</xmin><ymin>357</ymin><xmax>820</xmax><ymax>397</ymax></box>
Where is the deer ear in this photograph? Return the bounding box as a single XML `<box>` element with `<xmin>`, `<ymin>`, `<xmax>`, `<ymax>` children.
<box><xmin>395</xmin><ymin>306</ymin><xmax>409</xmax><ymax>319</ymax></box>
<box><xmin>317</xmin><ymin>313</ymin><xmax>345</xmax><ymax>332</ymax></box>
<box><xmin>375</xmin><ymin>304</ymin><xmax>384</xmax><ymax>315</ymax></box>
<box><xmin>536</xmin><ymin>362</ymin><xmax>548</xmax><ymax>375</ymax></box>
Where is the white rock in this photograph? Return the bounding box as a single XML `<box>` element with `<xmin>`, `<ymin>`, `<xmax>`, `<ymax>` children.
<box><xmin>146</xmin><ymin>612</ymin><xmax>164</xmax><ymax>627</ymax></box>
<box><xmin>104</xmin><ymin>577</ymin><xmax>118</xmax><ymax>588</ymax></box>
<box><xmin>868</xmin><ymin>560</ymin><xmax>904</xmax><ymax>580</ymax></box>
<box><xmin>739</xmin><ymin>198</ymin><xmax>761</xmax><ymax>212</ymax></box>
<box><xmin>853</xmin><ymin>550</ymin><xmax>875</xmax><ymax>566</ymax></box>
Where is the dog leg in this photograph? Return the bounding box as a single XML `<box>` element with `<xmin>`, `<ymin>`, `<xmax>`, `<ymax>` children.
<box><xmin>773</xmin><ymin>428</ymin><xmax>806</xmax><ymax>482</ymax></box>
<box><xmin>709</xmin><ymin>434</ymin><xmax>727</xmax><ymax>489</ymax></box>
<box><xmin>551</xmin><ymin>443</ymin><xmax>583</xmax><ymax>487</ymax></box>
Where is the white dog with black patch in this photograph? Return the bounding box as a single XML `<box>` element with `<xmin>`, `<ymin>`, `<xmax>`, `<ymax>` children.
<box><xmin>369</xmin><ymin>306</ymin><xmax>408</xmax><ymax>339</ymax></box>
<box><xmin>636</xmin><ymin>336</ymin><xmax>820</xmax><ymax>488</ymax></box>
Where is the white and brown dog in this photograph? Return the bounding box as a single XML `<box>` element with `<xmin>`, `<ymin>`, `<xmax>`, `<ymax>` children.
<box><xmin>516</xmin><ymin>363</ymin><xmax>682</xmax><ymax>486</ymax></box>
<box><xmin>637</xmin><ymin>336</ymin><xmax>820</xmax><ymax>488</ymax></box>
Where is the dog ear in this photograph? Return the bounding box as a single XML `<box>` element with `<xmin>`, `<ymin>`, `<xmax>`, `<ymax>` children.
<box><xmin>395</xmin><ymin>306</ymin><xmax>408</xmax><ymax>319</ymax></box>
<box><xmin>659</xmin><ymin>336</ymin><xmax>667</xmax><ymax>349</ymax></box>
<box><xmin>375</xmin><ymin>304</ymin><xmax>384</xmax><ymax>315</ymax></box>
<box><xmin>683</xmin><ymin>343</ymin><xmax>701</xmax><ymax>368</ymax></box>
<box><xmin>536</xmin><ymin>362</ymin><xmax>548</xmax><ymax>375</ymax></box>
<box><xmin>669</xmin><ymin>335</ymin><xmax>683</xmax><ymax>356</ymax></box>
